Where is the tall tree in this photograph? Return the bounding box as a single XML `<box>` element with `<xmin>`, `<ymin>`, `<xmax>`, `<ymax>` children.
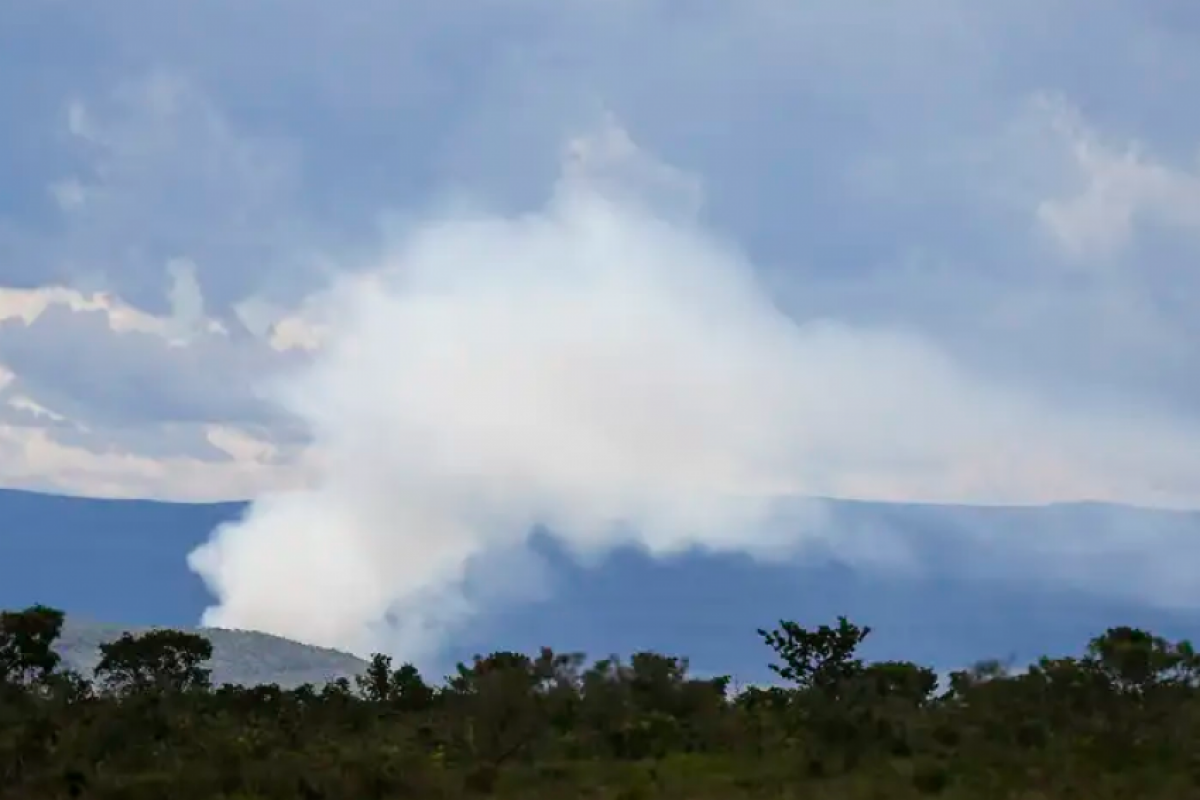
<box><xmin>0</xmin><ymin>604</ymin><xmax>64</xmax><ymax>687</ymax></box>
<box><xmin>94</xmin><ymin>628</ymin><xmax>213</xmax><ymax>695</ymax></box>
<box><xmin>758</xmin><ymin>616</ymin><xmax>871</xmax><ymax>694</ymax></box>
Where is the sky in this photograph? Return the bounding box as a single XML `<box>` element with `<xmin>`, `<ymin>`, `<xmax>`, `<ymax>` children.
<box><xmin>4</xmin><ymin>1</ymin><xmax>1200</xmax><ymax>658</ymax></box>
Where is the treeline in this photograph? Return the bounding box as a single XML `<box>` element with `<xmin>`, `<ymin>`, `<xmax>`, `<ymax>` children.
<box><xmin>2</xmin><ymin>605</ymin><xmax>1199</xmax><ymax>799</ymax></box>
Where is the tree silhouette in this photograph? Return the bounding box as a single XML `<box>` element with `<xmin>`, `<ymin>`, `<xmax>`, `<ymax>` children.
<box><xmin>0</xmin><ymin>603</ymin><xmax>1197</xmax><ymax>799</ymax></box>
<box><xmin>355</xmin><ymin>652</ymin><xmax>436</xmax><ymax>711</ymax></box>
<box><xmin>94</xmin><ymin>628</ymin><xmax>213</xmax><ymax>695</ymax></box>
<box><xmin>0</xmin><ymin>604</ymin><xmax>64</xmax><ymax>687</ymax></box>
<box><xmin>757</xmin><ymin>615</ymin><xmax>871</xmax><ymax>694</ymax></box>
<box><xmin>1087</xmin><ymin>626</ymin><xmax>1199</xmax><ymax>694</ymax></box>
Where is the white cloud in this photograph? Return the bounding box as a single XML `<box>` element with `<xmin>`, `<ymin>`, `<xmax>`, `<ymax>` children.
<box><xmin>205</xmin><ymin>424</ymin><xmax>281</xmax><ymax>465</ymax></box>
<box><xmin>0</xmin><ymin>275</ymin><xmax>305</xmax><ymax>499</ymax></box>
<box><xmin>48</xmin><ymin>179</ymin><xmax>88</xmax><ymax>211</ymax></box>
<box><xmin>234</xmin><ymin>293</ymin><xmax>331</xmax><ymax>353</ymax></box>
<box><xmin>0</xmin><ymin>277</ymin><xmax>224</xmax><ymax>344</ymax></box>
<box><xmin>0</xmin><ymin>423</ymin><xmax>302</xmax><ymax>501</ymax></box>
<box><xmin>8</xmin><ymin>394</ymin><xmax>67</xmax><ymax>422</ymax></box>
<box><xmin>30</xmin><ymin>73</ymin><xmax>319</xmax><ymax>315</ymax></box>
<box><xmin>1036</xmin><ymin>96</ymin><xmax>1200</xmax><ymax>260</ymax></box>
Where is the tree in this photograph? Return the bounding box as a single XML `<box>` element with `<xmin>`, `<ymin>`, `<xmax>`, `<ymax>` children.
<box><xmin>356</xmin><ymin>653</ymin><xmax>398</xmax><ymax>702</ymax></box>
<box><xmin>0</xmin><ymin>604</ymin><xmax>65</xmax><ymax>687</ymax></box>
<box><xmin>444</xmin><ymin>650</ymin><xmax>556</xmax><ymax>782</ymax></box>
<box><xmin>355</xmin><ymin>653</ymin><xmax>436</xmax><ymax>711</ymax></box>
<box><xmin>859</xmin><ymin>660</ymin><xmax>938</xmax><ymax>705</ymax></box>
<box><xmin>94</xmin><ymin>628</ymin><xmax>213</xmax><ymax>695</ymax></box>
<box><xmin>757</xmin><ymin>616</ymin><xmax>871</xmax><ymax>694</ymax></box>
<box><xmin>1086</xmin><ymin>626</ymin><xmax>1199</xmax><ymax>695</ymax></box>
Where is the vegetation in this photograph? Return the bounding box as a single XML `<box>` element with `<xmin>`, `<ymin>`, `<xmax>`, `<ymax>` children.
<box><xmin>1</xmin><ymin>604</ymin><xmax>1198</xmax><ymax>798</ymax></box>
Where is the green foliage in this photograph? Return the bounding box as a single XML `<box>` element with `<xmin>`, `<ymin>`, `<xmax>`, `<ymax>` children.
<box><xmin>1086</xmin><ymin>625</ymin><xmax>1200</xmax><ymax>693</ymax></box>
<box><xmin>355</xmin><ymin>652</ymin><xmax>437</xmax><ymax>711</ymax></box>
<box><xmin>93</xmin><ymin>627</ymin><xmax>214</xmax><ymax>695</ymax></box>
<box><xmin>757</xmin><ymin>615</ymin><xmax>870</xmax><ymax>693</ymax></box>
<box><xmin>0</xmin><ymin>603</ymin><xmax>1199</xmax><ymax>799</ymax></box>
<box><xmin>0</xmin><ymin>604</ymin><xmax>64</xmax><ymax>686</ymax></box>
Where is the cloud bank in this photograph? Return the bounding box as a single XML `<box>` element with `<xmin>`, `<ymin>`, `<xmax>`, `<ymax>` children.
<box><xmin>188</xmin><ymin>124</ymin><xmax>1200</xmax><ymax>660</ymax></box>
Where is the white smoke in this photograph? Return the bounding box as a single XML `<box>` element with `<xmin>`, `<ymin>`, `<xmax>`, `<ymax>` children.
<box><xmin>187</xmin><ymin>122</ymin><xmax>1200</xmax><ymax>660</ymax></box>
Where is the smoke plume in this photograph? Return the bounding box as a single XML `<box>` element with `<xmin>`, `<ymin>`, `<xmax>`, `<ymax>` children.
<box><xmin>187</xmin><ymin>123</ymin><xmax>1200</xmax><ymax>660</ymax></box>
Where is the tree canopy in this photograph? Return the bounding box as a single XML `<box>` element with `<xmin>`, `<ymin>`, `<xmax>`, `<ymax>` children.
<box><xmin>0</xmin><ymin>603</ymin><xmax>1196</xmax><ymax>799</ymax></box>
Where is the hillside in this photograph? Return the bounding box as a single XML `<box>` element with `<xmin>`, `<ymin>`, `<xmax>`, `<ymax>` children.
<box><xmin>54</xmin><ymin>618</ymin><xmax>367</xmax><ymax>688</ymax></box>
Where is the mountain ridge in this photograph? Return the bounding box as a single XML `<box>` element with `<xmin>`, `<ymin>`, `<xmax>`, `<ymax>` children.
<box><xmin>53</xmin><ymin>617</ymin><xmax>368</xmax><ymax>689</ymax></box>
<box><xmin>6</xmin><ymin>486</ymin><xmax>1200</xmax><ymax>686</ymax></box>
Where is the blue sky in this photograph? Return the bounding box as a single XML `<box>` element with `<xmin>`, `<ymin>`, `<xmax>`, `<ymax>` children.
<box><xmin>4</xmin><ymin>1</ymin><xmax>1200</xmax><ymax>657</ymax></box>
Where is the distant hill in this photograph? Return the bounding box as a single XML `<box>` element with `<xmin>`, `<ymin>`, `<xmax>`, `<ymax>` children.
<box><xmin>55</xmin><ymin>618</ymin><xmax>367</xmax><ymax>689</ymax></box>
<box><xmin>4</xmin><ymin>487</ymin><xmax>1200</xmax><ymax>684</ymax></box>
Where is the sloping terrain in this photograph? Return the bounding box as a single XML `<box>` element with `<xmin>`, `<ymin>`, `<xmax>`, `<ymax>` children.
<box><xmin>55</xmin><ymin>618</ymin><xmax>367</xmax><ymax>688</ymax></box>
